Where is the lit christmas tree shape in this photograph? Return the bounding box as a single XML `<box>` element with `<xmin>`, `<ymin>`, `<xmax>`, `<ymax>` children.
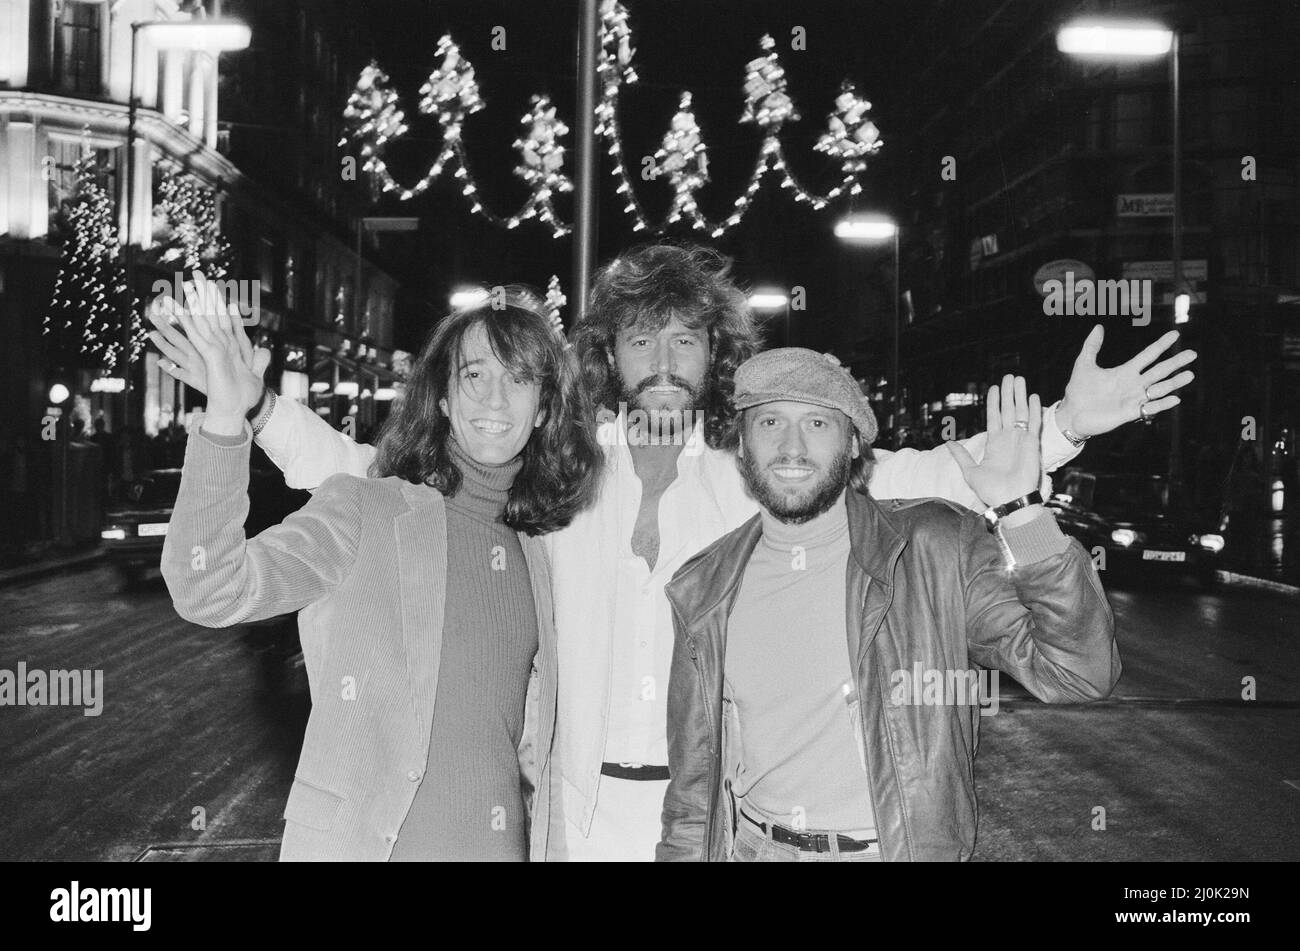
<box><xmin>43</xmin><ymin>142</ymin><xmax>142</xmax><ymax>372</ymax></box>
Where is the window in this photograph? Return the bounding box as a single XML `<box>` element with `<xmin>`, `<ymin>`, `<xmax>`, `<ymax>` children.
<box><xmin>54</xmin><ymin>1</ymin><xmax>103</xmax><ymax>95</ymax></box>
<box><xmin>46</xmin><ymin>139</ymin><xmax>116</xmax><ymax>234</ymax></box>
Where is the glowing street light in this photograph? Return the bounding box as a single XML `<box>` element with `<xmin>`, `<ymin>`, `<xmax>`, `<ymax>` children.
<box><xmin>1058</xmin><ymin>16</ymin><xmax>1186</xmax><ymax>489</ymax></box>
<box><xmin>450</xmin><ymin>288</ymin><xmax>490</xmax><ymax>309</ymax></box>
<box><xmin>834</xmin><ymin>215</ymin><xmax>898</xmax><ymax>243</ymax></box>
<box><xmin>1055</xmin><ymin>19</ymin><xmax>1173</xmax><ymax>58</ymax></box>
<box><xmin>748</xmin><ymin>291</ymin><xmax>789</xmax><ymax>310</ymax></box>
<box><xmin>836</xmin><ymin>213</ymin><xmax>901</xmax><ymax>447</ymax></box>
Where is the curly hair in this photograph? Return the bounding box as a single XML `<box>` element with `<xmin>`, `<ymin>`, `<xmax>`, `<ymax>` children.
<box><xmin>369</xmin><ymin>286</ymin><xmax>602</xmax><ymax>535</ymax></box>
<box><xmin>573</xmin><ymin>243</ymin><xmax>761</xmax><ymax>449</ymax></box>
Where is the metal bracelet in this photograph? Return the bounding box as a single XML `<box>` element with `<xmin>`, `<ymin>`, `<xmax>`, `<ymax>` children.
<box><xmin>250</xmin><ymin>389</ymin><xmax>277</xmax><ymax>437</ymax></box>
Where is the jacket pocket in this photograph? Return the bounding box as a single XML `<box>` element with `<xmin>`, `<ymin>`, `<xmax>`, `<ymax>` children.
<box><xmin>283</xmin><ymin>776</ymin><xmax>347</xmax><ymax>832</ymax></box>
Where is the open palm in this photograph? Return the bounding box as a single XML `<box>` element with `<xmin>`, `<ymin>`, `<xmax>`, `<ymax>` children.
<box><xmin>947</xmin><ymin>375</ymin><xmax>1042</xmax><ymax>509</ymax></box>
<box><xmin>1058</xmin><ymin>325</ymin><xmax>1197</xmax><ymax>436</ymax></box>
<box><xmin>146</xmin><ymin>271</ymin><xmax>268</xmax><ymax>406</ymax></box>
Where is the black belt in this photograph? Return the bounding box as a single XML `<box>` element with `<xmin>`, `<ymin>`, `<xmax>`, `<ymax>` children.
<box><xmin>601</xmin><ymin>762</ymin><xmax>670</xmax><ymax>781</ymax></box>
<box><xmin>741</xmin><ymin>808</ymin><xmax>878</xmax><ymax>853</ymax></box>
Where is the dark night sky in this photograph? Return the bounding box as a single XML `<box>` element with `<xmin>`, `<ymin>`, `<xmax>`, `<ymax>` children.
<box><xmin>346</xmin><ymin>0</ymin><xmax>931</xmax><ymax>354</ymax></box>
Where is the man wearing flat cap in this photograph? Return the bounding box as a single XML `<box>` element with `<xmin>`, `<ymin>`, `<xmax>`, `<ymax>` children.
<box><xmin>657</xmin><ymin>349</ymin><xmax>1120</xmax><ymax>862</ymax></box>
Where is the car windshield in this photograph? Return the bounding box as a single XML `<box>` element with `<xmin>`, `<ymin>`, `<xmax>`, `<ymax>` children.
<box><xmin>1091</xmin><ymin>476</ymin><xmax>1170</xmax><ymax>518</ymax></box>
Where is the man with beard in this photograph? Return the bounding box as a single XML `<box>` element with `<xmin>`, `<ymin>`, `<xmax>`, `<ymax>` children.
<box><xmin>147</xmin><ymin>244</ymin><xmax>1192</xmax><ymax>861</ymax></box>
<box><xmin>657</xmin><ymin>350</ymin><xmax>1119</xmax><ymax>862</ymax></box>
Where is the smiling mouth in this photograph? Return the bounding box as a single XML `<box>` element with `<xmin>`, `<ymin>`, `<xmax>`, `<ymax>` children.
<box><xmin>647</xmin><ymin>385</ymin><xmax>682</xmax><ymax>394</ymax></box>
<box><xmin>471</xmin><ymin>419</ymin><xmax>513</xmax><ymax>435</ymax></box>
<box><xmin>771</xmin><ymin>465</ymin><xmax>815</xmax><ymax>481</ymax></box>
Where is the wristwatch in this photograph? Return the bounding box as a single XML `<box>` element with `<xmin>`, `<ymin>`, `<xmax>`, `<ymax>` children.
<box><xmin>983</xmin><ymin>490</ymin><xmax>1044</xmax><ymax>532</ymax></box>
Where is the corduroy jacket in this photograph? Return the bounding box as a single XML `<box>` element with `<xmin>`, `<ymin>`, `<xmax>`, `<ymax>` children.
<box><xmin>161</xmin><ymin>428</ymin><xmax>560</xmax><ymax>861</ymax></box>
<box><xmin>657</xmin><ymin>489</ymin><xmax>1119</xmax><ymax>862</ymax></box>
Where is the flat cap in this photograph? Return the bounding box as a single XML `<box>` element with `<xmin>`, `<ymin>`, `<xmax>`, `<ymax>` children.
<box><xmin>733</xmin><ymin>347</ymin><xmax>878</xmax><ymax>445</ymax></box>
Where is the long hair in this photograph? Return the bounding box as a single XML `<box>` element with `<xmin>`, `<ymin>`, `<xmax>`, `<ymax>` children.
<box><xmin>574</xmin><ymin>243</ymin><xmax>761</xmax><ymax>449</ymax></box>
<box><xmin>370</xmin><ymin>286</ymin><xmax>602</xmax><ymax>535</ymax></box>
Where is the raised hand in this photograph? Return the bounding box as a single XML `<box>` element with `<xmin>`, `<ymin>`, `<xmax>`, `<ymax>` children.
<box><xmin>163</xmin><ymin>273</ymin><xmax>263</xmax><ymax>436</ymax></box>
<box><xmin>947</xmin><ymin>375</ymin><xmax>1042</xmax><ymax>513</ymax></box>
<box><xmin>1056</xmin><ymin>325</ymin><xmax>1196</xmax><ymax>437</ymax></box>
<box><xmin>146</xmin><ymin>271</ymin><xmax>269</xmax><ymax>403</ymax></box>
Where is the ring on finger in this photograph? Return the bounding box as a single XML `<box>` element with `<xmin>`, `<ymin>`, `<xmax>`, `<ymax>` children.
<box><xmin>1013</xmin><ymin>419</ymin><xmax>1029</xmax><ymax>431</ymax></box>
<box><xmin>1138</xmin><ymin>401</ymin><xmax>1154</xmax><ymax>424</ymax></box>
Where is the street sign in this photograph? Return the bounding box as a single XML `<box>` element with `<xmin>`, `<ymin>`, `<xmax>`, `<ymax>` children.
<box><xmin>1123</xmin><ymin>260</ymin><xmax>1208</xmax><ymax>282</ymax></box>
<box><xmin>1033</xmin><ymin>258</ymin><xmax>1094</xmax><ymax>296</ymax></box>
<box><xmin>1116</xmin><ymin>193</ymin><xmax>1174</xmax><ymax>217</ymax></box>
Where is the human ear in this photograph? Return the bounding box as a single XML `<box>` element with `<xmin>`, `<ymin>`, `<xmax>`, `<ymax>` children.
<box><xmin>439</xmin><ymin>397</ymin><xmax>449</xmax><ymax>417</ymax></box>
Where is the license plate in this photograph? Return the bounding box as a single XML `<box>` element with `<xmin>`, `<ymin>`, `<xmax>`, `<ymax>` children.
<box><xmin>137</xmin><ymin>523</ymin><xmax>169</xmax><ymax>537</ymax></box>
<box><xmin>1142</xmin><ymin>549</ymin><xmax>1185</xmax><ymax>562</ymax></box>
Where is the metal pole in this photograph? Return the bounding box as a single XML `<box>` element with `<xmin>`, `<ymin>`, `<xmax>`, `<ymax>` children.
<box><xmin>570</xmin><ymin>0</ymin><xmax>600</xmax><ymax>333</ymax></box>
<box><xmin>123</xmin><ymin>23</ymin><xmax>141</xmax><ymax>419</ymax></box>
<box><xmin>891</xmin><ymin>229</ymin><xmax>901</xmax><ymax>449</ymax></box>
<box><xmin>354</xmin><ymin>218</ymin><xmax>362</xmax><ymax>337</ymax></box>
<box><xmin>1168</xmin><ymin>31</ymin><xmax>1183</xmax><ymax>490</ymax></box>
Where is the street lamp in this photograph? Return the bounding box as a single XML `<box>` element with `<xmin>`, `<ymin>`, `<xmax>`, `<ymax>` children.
<box><xmin>1057</xmin><ymin>16</ymin><xmax>1184</xmax><ymax>486</ymax></box>
<box><xmin>748</xmin><ymin>289</ymin><xmax>791</xmax><ymax>346</ymax></box>
<box><xmin>124</xmin><ymin>18</ymin><xmax>251</xmax><ymax>410</ymax></box>
<box><xmin>836</xmin><ymin>213</ymin><xmax>900</xmax><ymax>448</ymax></box>
<box><xmin>450</xmin><ymin>287</ymin><xmax>490</xmax><ymax>309</ymax></box>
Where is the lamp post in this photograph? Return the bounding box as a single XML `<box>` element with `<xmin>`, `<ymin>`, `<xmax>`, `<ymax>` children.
<box><xmin>836</xmin><ymin>214</ymin><xmax>900</xmax><ymax>448</ymax></box>
<box><xmin>123</xmin><ymin>18</ymin><xmax>250</xmax><ymax>419</ymax></box>
<box><xmin>1057</xmin><ymin>17</ymin><xmax>1183</xmax><ymax>488</ymax></box>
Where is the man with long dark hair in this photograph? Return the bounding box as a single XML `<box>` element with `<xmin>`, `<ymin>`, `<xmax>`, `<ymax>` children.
<box><xmin>160</xmin><ymin>281</ymin><xmax>599</xmax><ymax>860</ymax></box>
<box><xmin>149</xmin><ymin>245</ymin><xmax>1194</xmax><ymax>861</ymax></box>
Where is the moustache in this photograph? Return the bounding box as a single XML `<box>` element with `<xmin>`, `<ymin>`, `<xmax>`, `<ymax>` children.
<box><xmin>634</xmin><ymin>374</ymin><xmax>694</xmax><ymax>395</ymax></box>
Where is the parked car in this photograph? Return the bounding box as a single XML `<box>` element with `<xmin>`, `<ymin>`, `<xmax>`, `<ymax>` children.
<box><xmin>102</xmin><ymin>454</ymin><xmax>311</xmax><ymax>588</ymax></box>
<box><xmin>1046</xmin><ymin>468</ymin><xmax>1226</xmax><ymax>589</ymax></box>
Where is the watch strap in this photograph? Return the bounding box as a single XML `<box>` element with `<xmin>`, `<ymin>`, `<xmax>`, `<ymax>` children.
<box><xmin>983</xmin><ymin>490</ymin><xmax>1045</xmax><ymax>532</ymax></box>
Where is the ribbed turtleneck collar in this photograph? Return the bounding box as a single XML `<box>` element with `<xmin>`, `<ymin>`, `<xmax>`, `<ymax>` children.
<box><xmin>759</xmin><ymin>488</ymin><xmax>850</xmax><ymax>551</ymax></box>
<box><xmin>446</xmin><ymin>436</ymin><xmax>522</xmax><ymax>523</ymax></box>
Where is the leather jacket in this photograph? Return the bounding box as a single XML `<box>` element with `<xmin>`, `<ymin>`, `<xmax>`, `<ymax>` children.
<box><xmin>656</xmin><ymin>489</ymin><xmax>1119</xmax><ymax>861</ymax></box>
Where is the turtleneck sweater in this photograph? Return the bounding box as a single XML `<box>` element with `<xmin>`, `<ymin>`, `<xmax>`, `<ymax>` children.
<box><xmin>724</xmin><ymin>490</ymin><xmax>876</xmax><ymax>834</ymax></box>
<box><xmin>390</xmin><ymin>438</ymin><xmax>538</xmax><ymax>861</ymax></box>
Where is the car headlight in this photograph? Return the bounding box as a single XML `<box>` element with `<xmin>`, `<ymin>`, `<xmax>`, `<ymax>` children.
<box><xmin>1111</xmin><ymin>528</ymin><xmax>1138</xmax><ymax>547</ymax></box>
<box><xmin>101</xmin><ymin>528</ymin><xmax>126</xmax><ymax>541</ymax></box>
<box><xmin>1196</xmin><ymin>533</ymin><xmax>1225</xmax><ymax>554</ymax></box>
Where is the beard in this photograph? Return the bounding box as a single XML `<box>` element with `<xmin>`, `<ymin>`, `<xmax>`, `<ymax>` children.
<box><xmin>739</xmin><ymin>441</ymin><xmax>853</xmax><ymax>524</ymax></box>
<box><xmin>619</xmin><ymin>372</ymin><xmax>707</xmax><ymax>415</ymax></box>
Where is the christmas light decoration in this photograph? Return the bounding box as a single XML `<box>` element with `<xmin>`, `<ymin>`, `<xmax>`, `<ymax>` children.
<box><xmin>339</xmin><ymin>1</ymin><xmax>882</xmax><ymax>238</ymax></box>
<box><xmin>652</xmin><ymin>92</ymin><xmax>710</xmax><ymax>226</ymax></box>
<box><xmin>43</xmin><ymin>143</ymin><xmax>143</xmax><ymax>372</ymax></box>
<box><xmin>154</xmin><ymin>163</ymin><xmax>231</xmax><ymax>277</ymax></box>
<box><xmin>544</xmin><ymin>274</ymin><xmax>567</xmax><ymax>337</ymax></box>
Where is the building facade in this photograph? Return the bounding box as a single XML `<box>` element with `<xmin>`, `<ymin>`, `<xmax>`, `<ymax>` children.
<box><xmin>883</xmin><ymin>0</ymin><xmax>1299</xmax><ymax>515</ymax></box>
<box><xmin>0</xmin><ymin>0</ymin><xmax>401</xmax><ymax>558</ymax></box>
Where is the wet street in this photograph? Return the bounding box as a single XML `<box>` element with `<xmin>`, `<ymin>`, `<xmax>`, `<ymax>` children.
<box><xmin>1</xmin><ymin>563</ymin><xmax>1297</xmax><ymax>861</ymax></box>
